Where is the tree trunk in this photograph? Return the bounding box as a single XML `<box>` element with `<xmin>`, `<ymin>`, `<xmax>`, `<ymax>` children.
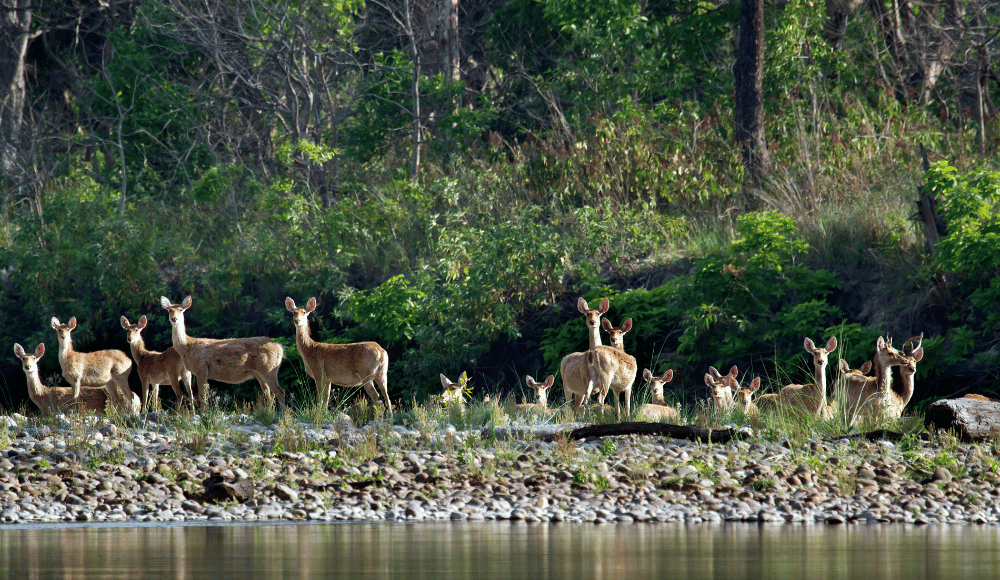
<box><xmin>926</xmin><ymin>398</ymin><xmax>1000</xmax><ymax>442</ymax></box>
<box><xmin>406</xmin><ymin>0</ymin><xmax>421</xmax><ymax>180</ymax></box>
<box><xmin>733</xmin><ymin>0</ymin><xmax>770</xmax><ymax>205</ymax></box>
<box><xmin>0</xmin><ymin>0</ymin><xmax>32</xmax><ymax>194</ymax></box>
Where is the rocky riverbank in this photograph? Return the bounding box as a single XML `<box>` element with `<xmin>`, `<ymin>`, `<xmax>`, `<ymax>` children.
<box><xmin>0</xmin><ymin>411</ymin><xmax>998</xmax><ymax>526</ymax></box>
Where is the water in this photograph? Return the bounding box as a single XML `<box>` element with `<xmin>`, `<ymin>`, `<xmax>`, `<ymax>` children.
<box><xmin>2</xmin><ymin>522</ymin><xmax>999</xmax><ymax>579</ymax></box>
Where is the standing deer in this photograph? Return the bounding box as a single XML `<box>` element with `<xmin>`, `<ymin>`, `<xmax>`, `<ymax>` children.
<box><xmin>586</xmin><ymin>318</ymin><xmax>638</xmax><ymax>418</ymax></box>
<box><xmin>779</xmin><ymin>337</ymin><xmax>837</xmax><ymax>417</ymax></box>
<box><xmin>560</xmin><ymin>297</ymin><xmax>610</xmax><ymax>407</ymax></box>
<box><xmin>285</xmin><ymin>297</ymin><xmax>392</xmax><ymax>412</ymax></box>
<box><xmin>888</xmin><ymin>334</ymin><xmax>924</xmax><ymax>420</ymax></box>
<box><xmin>50</xmin><ymin>317</ymin><xmax>136</xmax><ymax>412</ymax></box>
<box><xmin>160</xmin><ymin>296</ymin><xmax>285</xmax><ymax>407</ymax></box>
<box><xmin>516</xmin><ymin>375</ymin><xmax>554</xmax><ymax>411</ymax></box>
<box><xmin>841</xmin><ymin>335</ymin><xmax>910</xmax><ymax>425</ymax></box>
<box><xmin>638</xmin><ymin>368</ymin><xmax>680</xmax><ymax>422</ymax></box>
<box><xmin>15</xmin><ymin>343</ymin><xmax>109</xmax><ymax>415</ymax></box>
<box><xmin>121</xmin><ymin>315</ymin><xmax>194</xmax><ymax>411</ymax></box>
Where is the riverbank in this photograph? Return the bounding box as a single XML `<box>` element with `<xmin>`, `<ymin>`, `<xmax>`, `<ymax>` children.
<box><xmin>1</xmin><ymin>410</ymin><xmax>997</xmax><ymax>526</ymax></box>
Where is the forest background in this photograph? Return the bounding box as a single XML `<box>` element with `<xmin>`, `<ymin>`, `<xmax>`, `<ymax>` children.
<box><xmin>1</xmin><ymin>0</ymin><xmax>999</xmax><ymax>414</ymax></box>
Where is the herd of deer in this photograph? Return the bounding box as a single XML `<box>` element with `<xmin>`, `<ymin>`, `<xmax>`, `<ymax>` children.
<box><xmin>12</xmin><ymin>294</ymin><xmax>924</xmax><ymax>427</ymax></box>
<box><xmin>440</xmin><ymin>297</ymin><xmax>926</xmax><ymax>427</ymax></box>
<box><xmin>13</xmin><ymin>296</ymin><xmax>392</xmax><ymax>417</ymax></box>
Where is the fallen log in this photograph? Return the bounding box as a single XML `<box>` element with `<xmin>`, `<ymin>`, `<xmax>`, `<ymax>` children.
<box><xmin>540</xmin><ymin>421</ymin><xmax>746</xmax><ymax>443</ymax></box>
<box><xmin>925</xmin><ymin>398</ymin><xmax>1000</xmax><ymax>442</ymax></box>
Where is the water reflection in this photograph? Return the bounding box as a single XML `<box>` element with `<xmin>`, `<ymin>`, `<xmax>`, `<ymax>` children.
<box><xmin>2</xmin><ymin>522</ymin><xmax>998</xmax><ymax>580</ymax></box>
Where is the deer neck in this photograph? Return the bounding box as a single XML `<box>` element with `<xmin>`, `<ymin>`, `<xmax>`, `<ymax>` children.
<box><xmin>651</xmin><ymin>391</ymin><xmax>665</xmax><ymax>405</ymax></box>
<box><xmin>895</xmin><ymin>369</ymin><xmax>915</xmax><ymax>405</ymax></box>
<box><xmin>127</xmin><ymin>335</ymin><xmax>147</xmax><ymax>360</ymax></box>
<box><xmin>813</xmin><ymin>358</ymin><xmax>828</xmax><ymax>405</ymax></box>
<box><xmin>170</xmin><ymin>316</ymin><xmax>191</xmax><ymax>350</ymax></box>
<box><xmin>294</xmin><ymin>319</ymin><xmax>316</xmax><ymax>352</ymax></box>
<box><xmin>23</xmin><ymin>365</ymin><xmax>44</xmax><ymax>399</ymax></box>
<box><xmin>587</xmin><ymin>324</ymin><xmax>601</xmax><ymax>349</ymax></box>
<box><xmin>56</xmin><ymin>335</ymin><xmax>74</xmax><ymax>363</ymax></box>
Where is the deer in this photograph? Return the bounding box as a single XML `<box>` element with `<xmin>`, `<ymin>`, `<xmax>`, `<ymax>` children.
<box><xmin>15</xmin><ymin>343</ymin><xmax>110</xmax><ymax>415</ymax></box>
<box><xmin>586</xmin><ymin>318</ymin><xmax>638</xmax><ymax>418</ymax></box>
<box><xmin>50</xmin><ymin>316</ymin><xmax>137</xmax><ymax>413</ymax></box>
<box><xmin>735</xmin><ymin>376</ymin><xmax>762</xmax><ymax>417</ymax></box>
<box><xmin>516</xmin><ymin>375</ymin><xmax>554</xmax><ymax>411</ymax></box>
<box><xmin>778</xmin><ymin>337</ymin><xmax>838</xmax><ymax>418</ymax></box>
<box><xmin>121</xmin><ymin>315</ymin><xmax>194</xmax><ymax>411</ymax></box>
<box><xmin>840</xmin><ymin>335</ymin><xmax>911</xmax><ymax>425</ymax></box>
<box><xmin>704</xmin><ymin>365</ymin><xmax>738</xmax><ymax>410</ymax></box>
<box><xmin>559</xmin><ymin>297</ymin><xmax>610</xmax><ymax>407</ymax></box>
<box><xmin>439</xmin><ymin>372</ymin><xmax>467</xmax><ymax>407</ymax></box>
<box><xmin>285</xmin><ymin>297</ymin><xmax>392</xmax><ymax>413</ymax></box>
<box><xmin>160</xmin><ymin>296</ymin><xmax>285</xmax><ymax>408</ymax></box>
<box><xmin>638</xmin><ymin>368</ymin><xmax>680</xmax><ymax>422</ymax></box>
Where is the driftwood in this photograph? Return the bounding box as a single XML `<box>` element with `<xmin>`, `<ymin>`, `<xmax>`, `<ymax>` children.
<box><xmin>540</xmin><ymin>421</ymin><xmax>747</xmax><ymax>444</ymax></box>
<box><xmin>925</xmin><ymin>398</ymin><xmax>1000</xmax><ymax>441</ymax></box>
<box><xmin>186</xmin><ymin>474</ymin><xmax>256</xmax><ymax>503</ymax></box>
<box><xmin>831</xmin><ymin>429</ymin><xmax>929</xmax><ymax>443</ymax></box>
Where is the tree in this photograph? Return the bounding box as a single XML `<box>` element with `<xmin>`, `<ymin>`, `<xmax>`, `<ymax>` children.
<box><xmin>734</xmin><ymin>0</ymin><xmax>770</xmax><ymax>203</ymax></box>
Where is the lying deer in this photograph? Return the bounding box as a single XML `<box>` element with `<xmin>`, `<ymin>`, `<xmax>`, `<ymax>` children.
<box><xmin>439</xmin><ymin>372</ymin><xmax>468</xmax><ymax>407</ymax></box>
<box><xmin>516</xmin><ymin>375</ymin><xmax>554</xmax><ymax>411</ymax></box>
<box><xmin>285</xmin><ymin>297</ymin><xmax>392</xmax><ymax>412</ymax></box>
<box><xmin>160</xmin><ymin>296</ymin><xmax>285</xmax><ymax>407</ymax></box>
<box><xmin>15</xmin><ymin>343</ymin><xmax>109</xmax><ymax>415</ymax></box>
<box><xmin>735</xmin><ymin>376</ymin><xmax>761</xmax><ymax>417</ymax></box>
<box><xmin>51</xmin><ymin>317</ymin><xmax>137</xmax><ymax>413</ymax></box>
<box><xmin>638</xmin><ymin>368</ymin><xmax>680</xmax><ymax>422</ymax></box>
<box><xmin>121</xmin><ymin>315</ymin><xmax>194</xmax><ymax>411</ymax></box>
<box><xmin>704</xmin><ymin>365</ymin><xmax>738</xmax><ymax>410</ymax></box>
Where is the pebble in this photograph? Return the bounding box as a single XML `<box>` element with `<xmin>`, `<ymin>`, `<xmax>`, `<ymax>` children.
<box><xmin>0</xmin><ymin>411</ymin><xmax>997</xmax><ymax>527</ymax></box>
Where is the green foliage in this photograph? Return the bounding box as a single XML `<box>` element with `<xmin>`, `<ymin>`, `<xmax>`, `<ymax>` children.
<box><xmin>928</xmin><ymin>161</ymin><xmax>1000</xmax><ymax>333</ymax></box>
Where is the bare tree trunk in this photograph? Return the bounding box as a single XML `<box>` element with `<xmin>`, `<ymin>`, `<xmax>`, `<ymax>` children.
<box><xmin>733</xmin><ymin>0</ymin><xmax>769</xmax><ymax>206</ymax></box>
<box><xmin>406</xmin><ymin>0</ymin><xmax>421</xmax><ymax>180</ymax></box>
<box><xmin>0</xmin><ymin>0</ymin><xmax>33</xmax><ymax>196</ymax></box>
<box><xmin>447</xmin><ymin>0</ymin><xmax>459</xmax><ymax>83</ymax></box>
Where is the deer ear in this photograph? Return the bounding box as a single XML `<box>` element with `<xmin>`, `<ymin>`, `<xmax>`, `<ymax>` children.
<box><xmin>439</xmin><ymin>374</ymin><xmax>451</xmax><ymax>388</ymax></box>
<box><xmin>621</xmin><ymin>318</ymin><xmax>632</xmax><ymax>333</ymax></box>
<box><xmin>139</xmin><ymin>315</ymin><xmax>147</xmax><ymax>329</ymax></box>
<box><xmin>181</xmin><ymin>296</ymin><xmax>193</xmax><ymax>310</ymax></box>
<box><xmin>544</xmin><ymin>375</ymin><xmax>554</xmax><ymax>387</ymax></box>
<box><xmin>68</xmin><ymin>317</ymin><xmax>77</xmax><ymax>330</ymax></box>
<box><xmin>577</xmin><ymin>297</ymin><xmax>589</xmax><ymax>313</ymax></box>
<box><xmin>306</xmin><ymin>297</ymin><xmax>317</xmax><ymax>312</ymax></box>
<box><xmin>708</xmin><ymin>366</ymin><xmax>721</xmax><ymax>379</ymax></box>
<box><xmin>728</xmin><ymin>366</ymin><xmax>738</xmax><ymax>378</ymax></box>
<box><xmin>704</xmin><ymin>373</ymin><xmax>714</xmax><ymax>387</ymax></box>
<box><xmin>120</xmin><ymin>316</ymin><xmax>129</xmax><ymax>329</ymax></box>
<box><xmin>826</xmin><ymin>337</ymin><xmax>837</xmax><ymax>352</ymax></box>
<box><xmin>51</xmin><ymin>317</ymin><xmax>60</xmax><ymax>328</ymax></box>
<box><xmin>525</xmin><ymin>375</ymin><xmax>535</xmax><ymax>385</ymax></box>
<box><xmin>13</xmin><ymin>344</ymin><xmax>24</xmax><ymax>359</ymax></box>
<box><xmin>643</xmin><ymin>368</ymin><xmax>652</xmax><ymax>381</ymax></box>
<box><xmin>663</xmin><ymin>369</ymin><xmax>674</xmax><ymax>382</ymax></box>
<box><xmin>160</xmin><ymin>296</ymin><xmax>172</xmax><ymax>309</ymax></box>
<box><xmin>804</xmin><ymin>337</ymin><xmax>816</xmax><ymax>353</ymax></box>
<box><xmin>285</xmin><ymin>297</ymin><xmax>296</xmax><ymax>312</ymax></box>
<box><xmin>912</xmin><ymin>348</ymin><xmax>924</xmax><ymax>362</ymax></box>
<box><xmin>839</xmin><ymin>359</ymin><xmax>849</xmax><ymax>373</ymax></box>
<box><xmin>35</xmin><ymin>343</ymin><xmax>44</xmax><ymax>358</ymax></box>
<box><xmin>861</xmin><ymin>361</ymin><xmax>872</xmax><ymax>374</ymax></box>
<box><xmin>751</xmin><ymin>376</ymin><xmax>760</xmax><ymax>391</ymax></box>
<box><xmin>598</xmin><ymin>298</ymin><xmax>609</xmax><ymax>313</ymax></box>
<box><xmin>601</xmin><ymin>318</ymin><xmax>613</xmax><ymax>331</ymax></box>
